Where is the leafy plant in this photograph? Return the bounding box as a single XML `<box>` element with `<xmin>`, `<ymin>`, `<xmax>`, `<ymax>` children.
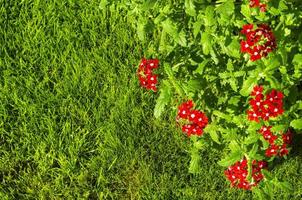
<box><xmin>128</xmin><ymin>0</ymin><xmax>302</xmax><ymax>197</ymax></box>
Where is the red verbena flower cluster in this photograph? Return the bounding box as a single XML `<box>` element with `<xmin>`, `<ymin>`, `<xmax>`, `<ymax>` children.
<box><xmin>224</xmin><ymin>158</ymin><xmax>267</xmax><ymax>190</ymax></box>
<box><xmin>249</xmin><ymin>0</ymin><xmax>269</xmax><ymax>12</ymax></box>
<box><xmin>240</xmin><ymin>24</ymin><xmax>277</xmax><ymax>61</ymax></box>
<box><xmin>247</xmin><ymin>85</ymin><xmax>284</xmax><ymax>122</ymax></box>
<box><xmin>259</xmin><ymin>126</ymin><xmax>293</xmax><ymax>157</ymax></box>
<box><xmin>137</xmin><ymin>58</ymin><xmax>159</xmax><ymax>92</ymax></box>
<box><xmin>177</xmin><ymin>100</ymin><xmax>208</xmax><ymax>137</ymax></box>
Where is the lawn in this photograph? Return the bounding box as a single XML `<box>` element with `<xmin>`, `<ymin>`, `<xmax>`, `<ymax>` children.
<box><xmin>0</xmin><ymin>1</ymin><xmax>301</xmax><ymax>199</ymax></box>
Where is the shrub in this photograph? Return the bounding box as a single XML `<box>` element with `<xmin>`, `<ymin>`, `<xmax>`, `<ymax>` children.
<box><xmin>124</xmin><ymin>0</ymin><xmax>302</xmax><ymax>198</ymax></box>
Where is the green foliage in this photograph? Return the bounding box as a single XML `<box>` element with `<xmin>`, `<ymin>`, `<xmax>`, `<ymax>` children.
<box><xmin>154</xmin><ymin>80</ymin><xmax>172</xmax><ymax>118</ymax></box>
<box><xmin>125</xmin><ymin>0</ymin><xmax>302</xmax><ymax>196</ymax></box>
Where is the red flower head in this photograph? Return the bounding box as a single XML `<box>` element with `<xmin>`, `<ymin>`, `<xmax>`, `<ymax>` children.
<box><xmin>137</xmin><ymin>58</ymin><xmax>159</xmax><ymax>92</ymax></box>
<box><xmin>249</xmin><ymin>0</ymin><xmax>269</xmax><ymax>12</ymax></box>
<box><xmin>265</xmin><ymin>144</ymin><xmax>279</xmax><ymax>157</ymax></box>
<box><xmin>282</xmin><ymin>130</ymin><xmax>293</xmax><ymax>145</ymax></box>
<box><xmin>224</xmin><ymin>158</ymin><xmax>267</xmax><ymax>190</ymax></box>
<box><xmin>247</xmin><ymin>86</ymin><xmax>284</xmax><ymax>122</ymax></box>
<box><xmin>240</xmin><ymin>24</ymin><xmax>277</xmax><ymax>61</ymax></box>
<box><xmin>177</xmin><ymin>101</ymin><xmax>208</xmax><ymax>137</ymax></box>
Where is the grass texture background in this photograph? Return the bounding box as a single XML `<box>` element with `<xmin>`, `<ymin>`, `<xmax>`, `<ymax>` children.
<box><xmin>0</xmin><ymin>1</ymin><xmax>301</xmax><ymax>199</ymax></box>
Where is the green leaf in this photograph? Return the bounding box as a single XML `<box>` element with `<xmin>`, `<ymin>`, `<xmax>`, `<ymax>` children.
<box><xmin>241</xmin><ymin>4</ymin><xmax>251</xmax><ymax>19</ymax></box>
<box><xmin>204</xmin><ymin>124</ymin><xmax>220</xmax><ymax>144</ymax></box>
<box><xmin>240</xmin><ymin>75</ymin><xmax>257</xmax><ymax>96</ymax></box>
<box><xmin>244</xmin><ymin>133</ymin><xmax>260</xmax><ymax>145</ymax></box>
<box><xmin>201</xmin><ymin>31</ymin><xmax>212</xmax><ymax>55</ymax></box>
<box><xmin>193</xmin><ymin>19</ymin><xmax>202</xmax><ymax>38</ymax></box>
<box><xmin>213</xmin><ymin>110</ymin><xmax>231</xmax><ymax>121</ymax></box>
<box><xmin>184</xmin><ymin>79</ymin><xmax>202</xmax><ymax>93</ymax></box>
<box><xmin>292</xmin><ymin>54</ymin><xmax>302</xmax><ymax>65</ymax></box>
<box><xmin>161</xmin><ymin>19</ymin><xmax>187</xmax><ymax>47</ymax></box>
<box><xmin>270</xmin><ymin>124</ymin><xmax>287</xmax><ymax>133</ymax></box>
<box><xmin>185</xmin><ymin>0</ymin><xmax>196</xmax><ymax>16</ymax></box>
<box><xmin>216</xmin><ymin>0</ymin><xmax>234</xmax><ymax>19</ymax></box>
<box><xmin>194</xmin><ymin>59</ymin><xmax>209</xmax><ymax>75</ymax></box>
<box><xmin>189</xmin><ymin>148</ymin><xmax>200</xmax><ymax>174</ymax></box>
<box><xmin>218</xmin><ymin>150</ymin><xmax>243</xmax><ymax>167</ymax></box>
<box><xmin>226</xmin><ymin>39</ymin><xmax>240</xmax><ymax>58</ymax></box>
<box><xmin>228</xmin><ymin>140</ymin><xmax>241</xmax><ymax>153</ymax></box>
<box><xmin>290</xmin><ymin>118</ymin><xmax>302</xmax><ymax>130</ymax></box>
<box><xmin>137</xmin><ymin>18</ymin><xmax>146</xmax><ymax>41</ymax></box>
<box><xmin>248</xmin><ymin>143</ymin><xmax>259</xmax><ymax>159</ymax></box>
<box><xmin>154</xmin><ymin>81</ymin><xmax>172</xmax><ymax>119</ymax></box>
<box><xmin>204</xmin><ymin>6</ymin><xmax>215</xmax><ymax>26</ymax></box>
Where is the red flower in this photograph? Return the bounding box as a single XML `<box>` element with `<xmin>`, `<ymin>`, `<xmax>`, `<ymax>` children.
<box><xmin>247</xmin><ymin>86</ymin><xmax>284</xmax><ymax>122</ymax></box>
<box><xmin>251</xmin><ymin>85</ymin><xmax>264</xmax><ymax>96</ymax></box>
<box><xmin>241</xmin><ymin>24</ymin><xmax>254</xmax><ymax>35</ymax></box>
<box><xmin>177</xmin><ymin>100</ymin><xmax>194</xmax><ymax>119</ymax></box>
<box><xmin>249</xmin><ymin>0</ymin><xmax>260</xmax><ymax>7</ymax></box>
<box><xmin>240</xmin><ymin>24</ymin><xmax>277</xmax><ymax>61</ymax></box>
<box><xmin>265</xmin><ymin>144</ymin><xmax>279</xmax><ymax>157</ymax></box>
<box><xmin>249</xmin><ymin>0</ymin><xmax>268</xmax><ymax>12</ymax></box>
<box><xmin>137</xmin><ymin>58</ymin><xmax>159</xmax><ymax>92</ymax></box>
<box><xmin>177</xmin><ymin>101</ymin><xmax>208</xmax><ymax>137</ymax></box>
<box><xmin>250</xmin><ymin>46</ymin><xmax>262</xmax><ymax>61</ymax></box>
<box><xmin>247</xmin><ymin>110</ymin><xmax>261</xmax><ymax>122</ymax></box>
<box><xmin>279</xmin><ymin>144</ymin><xmax>289</xmax><ymax>156</ymax></box>
<box><xmin>282</xmin><ymin>130</ymin><xmax>293</xmax><ymax>144</ymax></box>
<box><xmin>224</xmin><ymin>158</ymin><xmax>267</xmax><ymax>190</ymax></box>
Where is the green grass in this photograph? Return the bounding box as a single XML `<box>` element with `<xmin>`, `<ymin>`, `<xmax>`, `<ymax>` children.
<box><xmin>0</xmin><ymin>1</ymin><xmax>301</xmax><ymax>199</ymax></box>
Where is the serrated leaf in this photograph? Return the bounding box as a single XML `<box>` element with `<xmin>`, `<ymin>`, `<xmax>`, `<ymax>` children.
<box><xmin>189</xmin><ymin>148</ymin><xmax>200</xmax><ymax>174</ymax></box>
<box><xmin>292</xmin><ymin>54</ymin><xmax>302</xmax><ymax>65</ymax></box>
<box><xmin>248</xmin><ymin>143</ymin><xmax>259</xmax><ymax>159</ymax></box>
<box><xmin>290</xmin><ymin>118</ymin><xmax>302</xmax><ymax>130</ymax></box>
<box><xmin>161</xmin><ymin>19</ymin><xmax>186</xmax><ymax>47</ymax></box>
<box><xmin>270</xmin><ymin>124</ymin><xmax>286</xmax><ymax>132</ymax></box>
<box><xmin>240</xmin><ymin>75</ymin><xmax>257</xmax><ymax>96</ymax></box>
<box><xmin>241</xmin><ymin>4</ymin><xmax>251</xmax><ymax>19</ymax></box>
<box><xmin>137</xmin><ymin>18</ymin><xmax>146</xmax><ymax>41</ymax></box>
<box><xmin>177</xmin><ymin>30</ymin><xmax>187</xmax><ymax>47</ymax></box>
<box><xmin>226</xmin><ymin>39</ymin><xmax>240</xmax><ymax>58</ymax></box>
<box><xmin>204</xmin><ymin>124</ymin><xmax>220</xmax><ymax>144</ymax></box>
<box><xmin>185</xmin><ymin>0</ymin><xmax>196</xmax><ymax>16</ymax></box>
<box><xmin>266</xmin><ymin>76</ymin><xmax>281</xmax><ymax>89</ymax></box>
<box><xmin>218</xmin><ymin>150</ymin><xmax>243</xmax><ymax>167</ymax></box>
<box><xmin>193</xmin><ymin>20</ymin><xmax>202</xmax><ymax>38</ymax></box>
<box><xmin>204</xmin><ymin>6</ymin><xmax>215</xmax><ymax>26</ymax></box>
<box><xmin>213</xmin><ymin>110</ymin><xmax>231</xmax><ymax>121</ymax></box>
<box><xmin>154</xmin><ymin>81</ymin><xmax>172</xmax><ymax>119</ymax></box>
<box><xmin>185</xmin><ymin>79</ymin><xmax>202</xmax><ymax>93</ymax></box>
<box><xmin>194</xmin><ymin>59</ymin><xmax>209</xmax><ymax>75</ymax></box>
<box><xmin>229</xmin><ymin>140</ymin><xmax>241</xmax><ymax>153</ymax></box>
<box><xmin>201</xmin><ymin>31</ymin><xmax>212</xmax><ymax>55</ymax></box>
<box><xmin>244</xmin><ymin>133</ymin><xmax>260</xmax><ymax>145</ymax></box>
<box><xmin>216</xmin><ymin>0</ymin><xmax>234</xmax><ymax>19</ymax></box>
